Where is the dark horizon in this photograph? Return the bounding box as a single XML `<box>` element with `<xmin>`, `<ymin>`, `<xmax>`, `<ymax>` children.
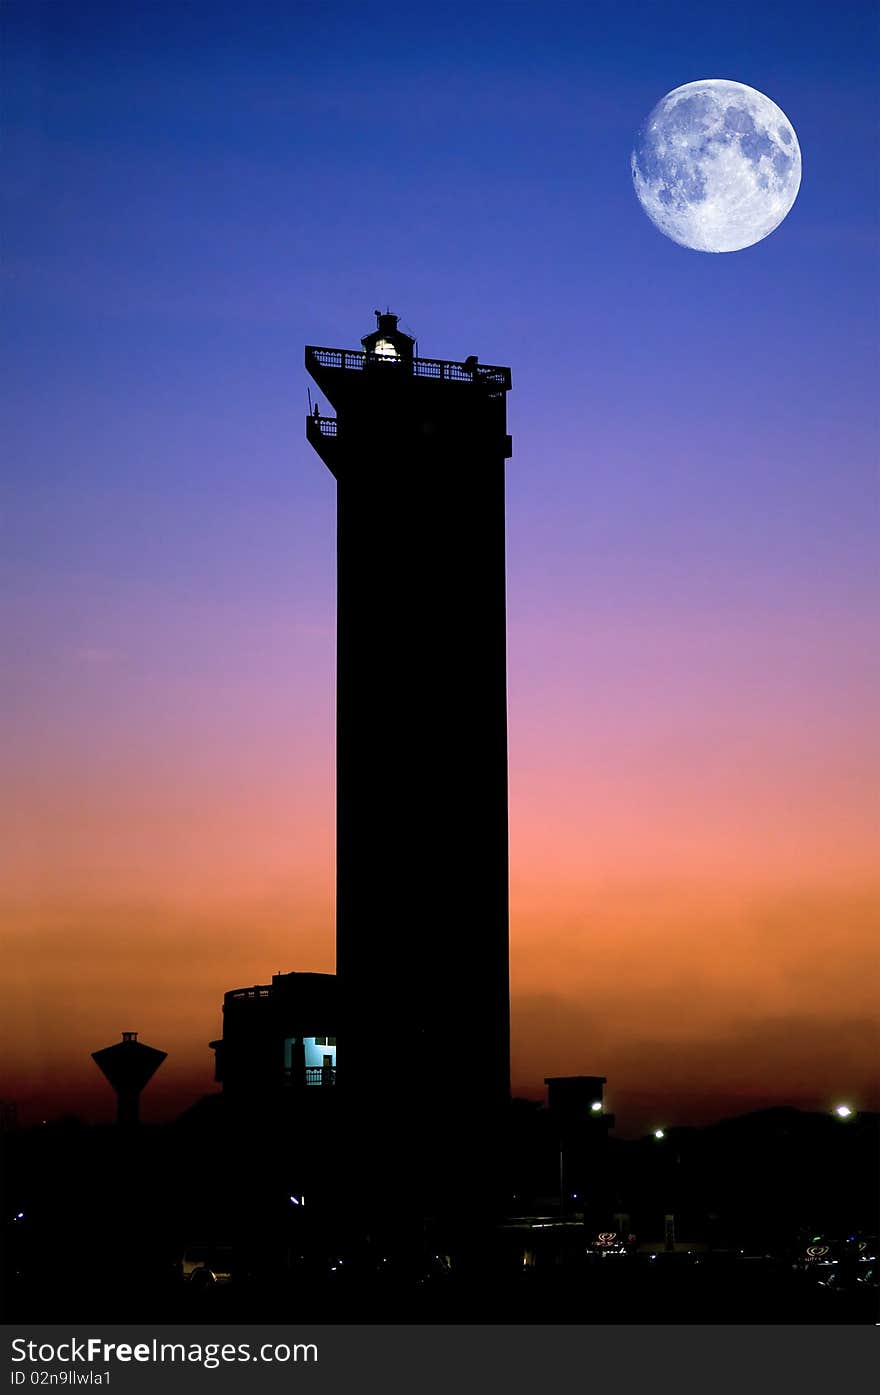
<box><xmin>8</xmin><ymin>1061</ymin><xmax>873</xmax><ymax>1142</ymax></box>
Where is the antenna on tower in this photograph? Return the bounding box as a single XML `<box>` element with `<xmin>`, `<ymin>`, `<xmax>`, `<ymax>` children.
<box><xmin>401</xmin><ymin>320</ymin><xmax>419</xmax><ymax>353</ymax></box>
<box><xmin>308</xmin><ymin>386</ymin><xmax>313</xmax><ymax>414</ymax></box>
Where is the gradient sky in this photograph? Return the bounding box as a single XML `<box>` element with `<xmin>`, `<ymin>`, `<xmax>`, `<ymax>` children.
<box><xmin>2</xmin><ymin>0</ymin><xmax>877</xmax><ymax>1133</ymax></box>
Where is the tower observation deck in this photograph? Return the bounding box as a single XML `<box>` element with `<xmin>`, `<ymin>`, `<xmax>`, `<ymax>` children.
<box><xmin>306</xmin><ymin>312</ymin><xmax>512</xmax><ymax>1224</ymax></box>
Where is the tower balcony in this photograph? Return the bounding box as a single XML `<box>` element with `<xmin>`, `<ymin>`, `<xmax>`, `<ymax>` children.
<box><xmin>305</xmin><ymin>345</ymin><xmax>511</xmax><ymax>399</ymax></box>
<box><xmin>306</xmin><ymin>412</ymin><xmax>339</xmax><ymax>473</ymax></box>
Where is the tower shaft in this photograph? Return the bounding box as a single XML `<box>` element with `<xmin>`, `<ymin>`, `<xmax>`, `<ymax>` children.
<box><xmin>306</xmin><ymin>330</ymin><xmax>512</xmax><ymax>1216</ymax></box>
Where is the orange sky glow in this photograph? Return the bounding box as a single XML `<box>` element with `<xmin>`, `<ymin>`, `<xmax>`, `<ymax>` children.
<box><xmin>4</xmin><ymin>585</ymin><xmax>877</xmax><ymax>1136</ymax></box>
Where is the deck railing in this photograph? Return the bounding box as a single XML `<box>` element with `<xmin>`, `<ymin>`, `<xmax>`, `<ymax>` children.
<box><xmin>306</xmin><ymin>345</ymin><xmax>510</xmax><ymax>391</ymax></box>
<box><xmin>307</xmin><ymin>415</ymin><xmax>337</xmax><ymax>437</ymax></box>
<box><xmin>304</xmin><ymin>1065</ymin><xmax>336</xmax><ymax>1087</ymax></box>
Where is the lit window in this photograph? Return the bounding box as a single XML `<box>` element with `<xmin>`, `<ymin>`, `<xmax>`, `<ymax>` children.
<box><xmin>373</xmin><ymin>339</ymin><xmax>398</xmax><ymax>359</ymax></box>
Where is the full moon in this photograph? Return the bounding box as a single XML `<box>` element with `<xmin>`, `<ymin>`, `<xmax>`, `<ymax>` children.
<box><xmin>631</xmin><ymin>79</ymin><xmax>801</xmax><ymax>253</ymax></box>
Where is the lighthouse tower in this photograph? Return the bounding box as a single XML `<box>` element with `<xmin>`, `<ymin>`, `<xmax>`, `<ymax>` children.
<box><xmin>306</xmin><ymin>313</ymin><xmax>512</xmax><ymax>1219</ymax></box>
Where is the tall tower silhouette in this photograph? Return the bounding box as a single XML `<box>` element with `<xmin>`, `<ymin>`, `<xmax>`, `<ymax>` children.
<box><xmin>306</xmin><ymin>313</ymin><xmax>512</xmax><ymax>1220</ymax></box>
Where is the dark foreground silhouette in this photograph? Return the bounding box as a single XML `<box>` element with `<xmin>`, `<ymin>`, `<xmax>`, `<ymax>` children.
<box><xmin>2</xmin><ymin>1100</ymin><xmax>877</xmax><ymax>1324</ymax></box>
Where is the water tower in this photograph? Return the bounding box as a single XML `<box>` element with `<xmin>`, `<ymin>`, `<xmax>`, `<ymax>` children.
<box><xmin>91</xmin><ymin>1031</ymin><xmax>167</xmax><ymax>1126</ymax></box>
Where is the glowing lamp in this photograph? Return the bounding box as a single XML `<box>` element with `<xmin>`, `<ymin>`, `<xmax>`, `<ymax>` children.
<box><xmin>360</xmin><ymin>311</ymin><xmax>414</xmax><ymax>364</ymax></box>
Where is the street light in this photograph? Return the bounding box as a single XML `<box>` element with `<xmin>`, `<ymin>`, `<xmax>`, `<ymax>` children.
<box><xmin>653</xmin><ymin>1129</ymin><xmax>665</xmax><ymax>1140</ymax></box>
<box><xmin>833</xmin><ymin>1104</ymin><xmax>853</xmax><ymax>1119</ymax></box>
<box><xmin>590</xmin><ymin>1101</ymin><xmax>602</xmax><ymax>1113</ymax></box>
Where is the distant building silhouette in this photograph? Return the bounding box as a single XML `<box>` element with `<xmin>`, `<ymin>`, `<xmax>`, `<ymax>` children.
<box><xmin>544</xmin><ymin>1075</ymin><xmax>610</xmax><ymax>1122</ymax></box>
<box><xmin>209</xmin><ymin>971</ymin><xmax>337</xmax><ymax>1095</ymax></box>
<box><xmin>91</xmin><ymin>1031</ymin><xmax>166</xmax><ymax>1126</ymax></box>
<box><xmin>306</xmin><ymin>312</ymin><xmax>513</xmax><ymax>1220</ymax></box>
<box><xmin>545</xmin><ymin>1076</ymin><xmax>615</xmax><ymax>1233</ymax></box>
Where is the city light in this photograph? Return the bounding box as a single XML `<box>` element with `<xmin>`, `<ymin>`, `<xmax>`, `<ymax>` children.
<box><xmin>653</xmin><ymin>1129</ymin><xmax>665</xmax><ymax>1140</ymax></box>
<box><xmin>833</xmin><ymin>1104</ymin><xmax>853</xmax><ymax>1119</ymax></box>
